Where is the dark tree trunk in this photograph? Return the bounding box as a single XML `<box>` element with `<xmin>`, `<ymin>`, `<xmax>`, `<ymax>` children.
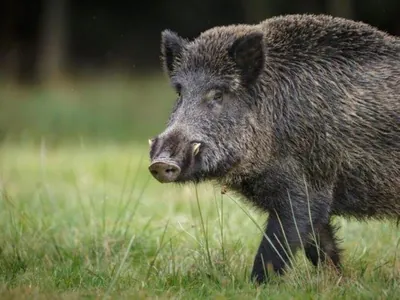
<box><xmin>37</xmin><ymin>0</ymin><xmax>69</xmax><ymax>85</ymax></box>
<box><xmin>14</xmin><ymin>0</ymin><xmax>42</xmax><ymax>85</ymax></box>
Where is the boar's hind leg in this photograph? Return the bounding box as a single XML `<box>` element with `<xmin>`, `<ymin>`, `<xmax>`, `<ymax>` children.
<box><xmin>304</xmin><ymin>221</ymin><xmax>342</xmax><ymax>270</ymax></box>
<box><xmin>250</xmin><ymin>190</ymin><xmax>333</xmax><ymax>284</ymax></box>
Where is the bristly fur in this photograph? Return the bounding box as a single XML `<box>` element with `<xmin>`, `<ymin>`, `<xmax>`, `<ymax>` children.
<box><xmin>151</xmin><ymin>14</ymin><xmax>400</xmax><ymax>284</ymax></box>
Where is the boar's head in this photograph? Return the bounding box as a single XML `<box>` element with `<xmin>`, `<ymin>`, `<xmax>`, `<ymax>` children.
<box><xmin>149</xmin><ymin>27</ymin><xmax>267</xmax><ymax>184</ymax></box>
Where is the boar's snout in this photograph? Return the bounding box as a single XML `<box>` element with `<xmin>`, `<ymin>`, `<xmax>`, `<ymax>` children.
<box><xmin>148</xmin><ymin>161</ymin><xmax>181</xmax><ymax>183</ymax></box>
<box><xmin>148</xmin><ymin>131</ymin><xmax>203</xmax><ymax>183</ymax></box>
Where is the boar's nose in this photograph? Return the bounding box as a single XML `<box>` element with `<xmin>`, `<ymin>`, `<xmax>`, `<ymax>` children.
<box><xmin>148</xmin><ymin>161</ymin><xmax>181</xmax><ymax>183</ymax></box>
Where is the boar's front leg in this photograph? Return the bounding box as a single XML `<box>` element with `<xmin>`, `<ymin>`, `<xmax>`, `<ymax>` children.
<box><xmin>250</xmin><ymin>186</ymin><xmax>333</xmax><ymax>284</ymax></box>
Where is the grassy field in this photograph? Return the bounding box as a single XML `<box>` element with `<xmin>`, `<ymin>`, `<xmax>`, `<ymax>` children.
<box><xmin>0</xmin><ymin>76</ymin><xmax>400</xmax><ymax>299</ymax></box>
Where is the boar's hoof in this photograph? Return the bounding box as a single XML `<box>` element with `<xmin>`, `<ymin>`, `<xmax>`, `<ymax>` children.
<box><xmin>149</xmin><ymin>161</ymin><xmax>181</xmax><ymax>183</ymax></box>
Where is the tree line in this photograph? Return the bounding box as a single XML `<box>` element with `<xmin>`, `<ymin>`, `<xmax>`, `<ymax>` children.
<box><xmin>1</xmin><ymin>0</ymin><xmax>399</xmax><ymax>85</ymax></box>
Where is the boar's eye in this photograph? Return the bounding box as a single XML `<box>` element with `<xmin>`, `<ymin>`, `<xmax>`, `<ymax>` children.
<box><xmin>213</xmin><ymin>90</ymin><xmax>223</xmax><ymax>102</ymax></box>
<box><xmin>206</xmin><ymin>89</ymin><xmax>224</xmax><ymax>104</ymax></box>
<box><xmin>174</xmin><ymin>83</ymin><xmax>182</xmax><ymax>97</ymax></box>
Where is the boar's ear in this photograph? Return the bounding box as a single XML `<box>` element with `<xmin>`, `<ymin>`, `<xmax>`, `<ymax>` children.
<box><xmin>161</xmin><ymin>29</ymin><xmax>186</xmax><ymax>76</ymax></box>
<box><xmin>228</xmin><ymin>32</ymin><xmax>264</xmax><ymax>85</ymax></box>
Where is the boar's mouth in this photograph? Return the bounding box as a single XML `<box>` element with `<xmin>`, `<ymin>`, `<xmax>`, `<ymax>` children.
<box><xmin>148</xmin><ymin>141</ymin><xmax>204</xmax><ymax>183</ymax></box>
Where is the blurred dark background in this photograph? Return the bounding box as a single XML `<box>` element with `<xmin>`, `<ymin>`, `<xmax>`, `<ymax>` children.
<box><xmin>0</xmin><ymin>0</ymin><xmax>399</xmax><ymax>145</ymax></box>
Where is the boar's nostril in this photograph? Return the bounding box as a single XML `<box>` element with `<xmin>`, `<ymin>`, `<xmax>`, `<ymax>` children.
<box><xmin>165</xmin><ymin>167</ymin><xmax>176</xmax><ymax>174</ymax></box>
<box><xmin>148</xmin><ymin>161</ymin><xmax>181</xmax><ymax>183</ymax></box>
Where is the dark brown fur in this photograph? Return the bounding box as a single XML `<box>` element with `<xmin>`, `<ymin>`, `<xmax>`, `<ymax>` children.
<box><xmin>149</xmin><ymin>14</ymin><xmax>400</xmax><ymax>284</ymax></box>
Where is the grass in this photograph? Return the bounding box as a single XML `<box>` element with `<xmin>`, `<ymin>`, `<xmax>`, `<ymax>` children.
<box><xmin>1</xmin><ymin>141</ymin><xmax>400</xmax><ymax>299</ymax></box>
<box><xmin>0</xmin><ymin>76</ymin><xmax>400</xmax><ymax>298</ymax></box>
<box><xmin>0</xmin><ymin>73</ymin><xmax>176</xmax><ymax>144</ymax></box>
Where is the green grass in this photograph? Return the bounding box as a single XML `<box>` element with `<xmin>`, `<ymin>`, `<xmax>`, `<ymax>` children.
<box><xmin>0</xmin><ymin>76</ymin><xmax>399</xmax><ymax>298</ymax></box>
<box><xmin>1</xmin><ymin>141</ymin><xmax>400</xmax><ymax>299</ymax></box>
<box><xmin>0</xmin><ymin>74</ymin><xmax>176</xmax><ymax>144</ymax></box>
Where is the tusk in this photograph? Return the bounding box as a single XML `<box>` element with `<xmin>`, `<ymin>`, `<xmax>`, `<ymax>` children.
<box><xmin>148</xmin><ymin>139</ymin><xmax>153</xmax><ymax>147</ymax></box>
<box><xmin>192</xmin><ymin>143</ymin><xmax>201</xmax><ymax>156</ymax></box>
